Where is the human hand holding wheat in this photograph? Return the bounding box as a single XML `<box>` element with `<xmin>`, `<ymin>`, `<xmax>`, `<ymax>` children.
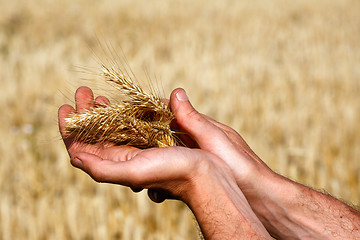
<box><xmin>58</xmin><ymin>86</ymin><xmax>271</xmax><ymax>239</ymax></box>
<box><xmin>59</xmin><ymin>81</ymin><xmax>360</xmax><ymax>239</ymax></box>
<box><xmin>170</xmin><ymin>90</ymin><xmax>360</xmax><ymax>239</ymax></box>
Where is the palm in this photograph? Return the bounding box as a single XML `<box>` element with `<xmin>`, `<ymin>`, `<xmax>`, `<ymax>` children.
<box><xmin>58</xmin><ymin>87</ymin><xmax>203</xmax><ymax>198</ymax></box>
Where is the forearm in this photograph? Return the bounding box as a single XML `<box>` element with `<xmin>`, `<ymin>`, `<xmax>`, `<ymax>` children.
<box><xmin>184</xmin><ymin>169</ymin><xmax>271</xmax><ymax>240</ymax></box>
<box><xmin>246</xmin><ymin>171</ymin><xmax>360</xmax><ymax>239</ymax></box>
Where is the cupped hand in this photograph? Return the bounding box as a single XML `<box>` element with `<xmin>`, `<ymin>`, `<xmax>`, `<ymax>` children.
<box><xmin>169</xmin><ymin>88</ymin><xmax>275</xmax><ymax>195</ymax></box>
<box><xmin>58</xmin><ymin>86</ymin><xmax>273</xmax><ymax>239</ymax></box>
<box><xmin>59</xmin><ymin>86</ymin><xmax>274</xmax><ymax>203</ymax></box>
<box><xmin>58</xmin><ymin>87</ymin><xmax>228</xmax><ymax>203</ymax></box>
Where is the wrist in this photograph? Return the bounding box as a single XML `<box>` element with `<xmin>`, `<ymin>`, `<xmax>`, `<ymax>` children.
<box><xmin>241</xmin><ymin>166</ymin><xmax>308</xmax><ymax>236</ymax></box>
<box><xmin>241</xmin><ymin>171</ymin><xmax>299</xmax><ymax>235</ymax></box>
<box><xmin>183</xmin><ymin>157</ymin><xmax>271</xmax><ymax>239</ymax></box>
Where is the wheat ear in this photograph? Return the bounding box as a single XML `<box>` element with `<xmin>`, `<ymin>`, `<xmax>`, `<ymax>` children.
<box><xmin>65</xmin><ymin>65</ymin><xmax>178</xmax><ymax>148</ymax></box>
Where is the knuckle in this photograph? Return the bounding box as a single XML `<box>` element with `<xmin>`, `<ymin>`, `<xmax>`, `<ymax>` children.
<box><xmin>184</xmin><ymin>108</ymin><xmax>205</xmax><ymax>125</ymax></box>
<box><xmin>185</xmin><ymin>107</ymin><xmax>199</xmax><ymax>119</ymax></box>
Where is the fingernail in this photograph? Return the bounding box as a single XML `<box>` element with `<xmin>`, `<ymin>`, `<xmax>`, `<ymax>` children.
<box><xmin>71</xmin><ymin>157</ymin><xmax>83</xmax><ymax>169</ymax></box>
<box><xmin>176</xmin><ymin>89</ymin><xmax>189</xmax><ymax>102</ymax></box>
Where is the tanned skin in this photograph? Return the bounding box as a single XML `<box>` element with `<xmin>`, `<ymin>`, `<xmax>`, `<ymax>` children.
<box><xmin>59</xmin><ymin>87</ymin><xmax>360</xmax><ymax>239</ymax></box>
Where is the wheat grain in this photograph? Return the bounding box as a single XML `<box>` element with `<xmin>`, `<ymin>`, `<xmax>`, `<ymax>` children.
<box><xmin>65</xmin><ymin>66</ymin><xmax>178</xmax><ymax>148</ymax></box>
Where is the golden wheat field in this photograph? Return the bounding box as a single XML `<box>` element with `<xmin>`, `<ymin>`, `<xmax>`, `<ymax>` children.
<box><xmin>0</xmin><ymin>0</ymin><xmax>359</xmax><ymax>239</ymax></box>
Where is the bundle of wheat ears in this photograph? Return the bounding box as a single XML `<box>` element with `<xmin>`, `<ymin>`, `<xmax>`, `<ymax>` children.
<box><xmin>65</xmin><ymin>65</ymin><xmax>179</xmax><ymax>148</ymax></box>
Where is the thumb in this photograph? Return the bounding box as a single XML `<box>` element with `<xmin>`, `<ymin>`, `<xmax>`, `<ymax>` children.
<box><xmin>170</xmin><ymin>88</ymin><xmax>222</xmax><ymax>147</ymax></box>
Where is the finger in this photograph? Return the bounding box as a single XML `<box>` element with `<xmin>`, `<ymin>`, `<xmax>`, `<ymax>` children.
<box><xmin>58</xmin><ymin>104</ymin><xmax>76</xmax><ymax>148</ymax></box>
<box><xmin>72</xmin><ymin>151</ymin><xmax>142</xmax><ymax>185</ymax></box>
<box><xmin>58</xmin><ymin>103</ymin><xmax>102</xmax><ymax>156</ymax></box>
<box><xmin>95</xmin><ymin>96</ymin><xmax>110</xmax><ymax>107</ymax></box>
<box><xmin>96</xmin><ymin>145</ymin><xmax>141</xmax><ymax>162</ymax></box>
<box><xmin>169</xmin><ymin>88</ymin><xmax>225</xmax><ymax>148</ymax></box>
<box><xmin>169</xmin><ymin>114</ymin><xmax>198</xmax><ymax>148</ymax></box>
<box><xmin>75</xmin><ymin>86</ymin><xmax>95</xmax><ymax>113</ymax></box>
<box><xmin>58</xmin><ymin>104</ymin><xmax>75</xmax><ymax>135</ymax></box>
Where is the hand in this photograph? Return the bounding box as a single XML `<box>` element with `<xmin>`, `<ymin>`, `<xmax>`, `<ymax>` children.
<box><xmin>58</xmin><ymin>86</ymin><xmax>208</xmax><ymax>201</ymax></box>
<box><xmin>163</xmin><ymin>88</ymin><xmax>360</xmax><ymax>239</ymax></box>
<box><xmin>58</xmin><ymin>86</ymin><xmax>271</xmax><ymax>239</ymax></box>
<box><xmin>169</xmin><ymin>87</ymin><xmax>275</xmax><ymax>194</ymax></box>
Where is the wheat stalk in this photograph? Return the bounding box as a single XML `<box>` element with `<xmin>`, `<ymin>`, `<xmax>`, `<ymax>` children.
<box><xmin>65</xmin><ymin>65</ymin><xmax>178</xmax><ymax>148</ymax></box>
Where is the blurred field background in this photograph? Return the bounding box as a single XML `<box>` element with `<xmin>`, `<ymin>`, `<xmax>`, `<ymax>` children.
<box><xmin>1</xmin><ymin>0</ymin><xmax>359</xmax><ymax>239</ymax></box>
